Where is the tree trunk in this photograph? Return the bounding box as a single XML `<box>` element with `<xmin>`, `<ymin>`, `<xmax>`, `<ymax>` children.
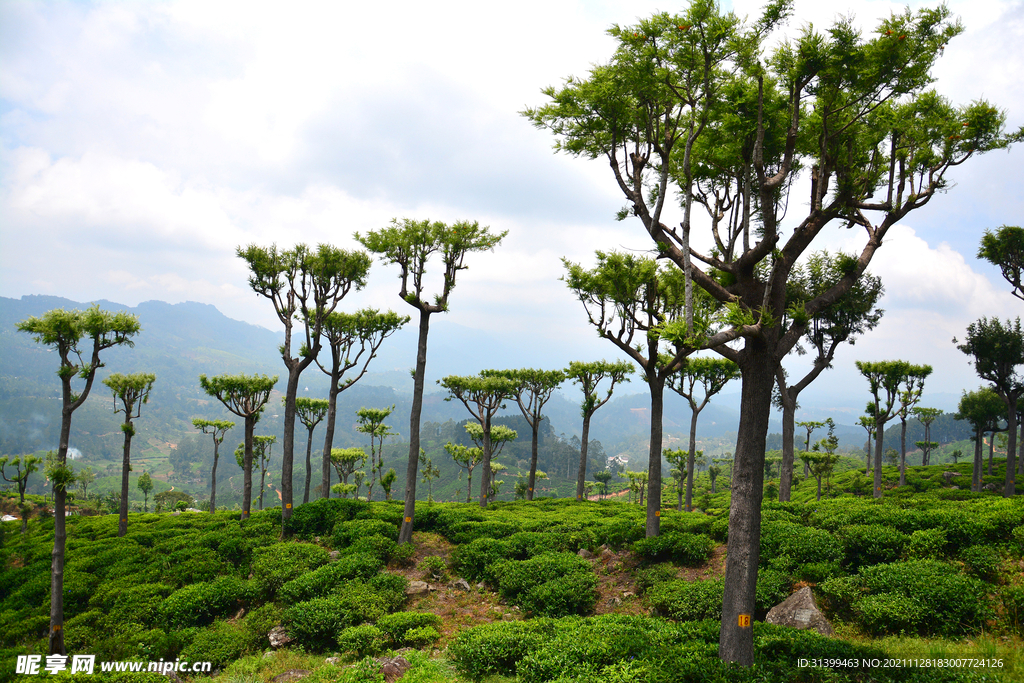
<box><xmin>280</xmin><ymin>367</ymin><xmax>300</xmax><ymax>522</ymax></box>
<box><xmin>873</xmin><ymin>420</ymin><xmax>885</xmax><ymax>498</ymax></box>
<box><xmin>466</xmin><ymin>466</ymin><xmax>474</xmax><ymax>504</ymax></box>
<box><xmin>646</xmin><ymin>375</ymin><xmax>664</xmax><ymax>537</ymax></box>
<box><xmin>400</xmin><ymin>310</ymin><xmax>430</xmax><ymax>544</ymax></box>
<box><xmin>49</xmin><ymin>399</ymin><xmax>73</xmax><ymax>657</ymax></box>
<box><xmin>1005</xmin><ymin>395</ymin><xmax>1018</xmax><ymax>497</ymax></box>
<box><xmin>719</xmin><ymin>341</ymin><xmax>772</xmax><ymax>666</ymax></box>
<box><xmin>480</xmin><ymin>413</ymin><xmax>494</xmax><ymax>508</ymax></box>
<box><xmin>972</xmin><ymin>430</ymin><xmax>982</xmax><ymax>492</ymax></box>
<box><xmin>321</xmin><ymin>364</ymin><xmax>341</xmax><ymax>500</ymax></box>
<box><xmin>576</xmin><ymin>415</ymin><xmax>591</xmax><ymax>500</ymax></box>
<box><xmin>988</xmin><ymin>431</ymin><xmax>994</xmax><ymax>476</ymax></box>
<box><xmin>118</xmin><ymin>412</ymin><xmax>133</xmax><ymax>537</ymax></box>
<box><xmin>778</xmin><ymin>391</ymin><xmax>796</xmax><ymax>502</ymax></box>
<box><xmin>304</xmin><ymin>427</ymin><xmax>314</xmax><ymax>504</ymax></box>
<box><xmin>209</xmin><ymin>441</ymin><xmax>219</xmax><ymax>512</ymax></box>
<box><xmin>899</xmin><ymin>417</ymin><xmax>908</xmax><ymax>486</ymax></box>
<box><xmin>527</xmin><ymin>418</ymin><xmax>539</xmax><ymax>501</ymax></box>
<box><xmin>686</xmin><ymin>402</ymin><xmax>698</xmax><ymax>512</ymax></box>
<box><xmin>241</xmin><ymin>416</ymin><xmax>254</xmax><ymax>520</ymax></box>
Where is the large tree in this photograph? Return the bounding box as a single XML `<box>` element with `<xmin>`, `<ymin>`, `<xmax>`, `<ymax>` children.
<box><xmin>483</xmin><ymin>368</ymin><xmax>565</xmax><ymax>501</ymax></box>
<box><xmin>564</xmin><ymin>252</ymin><xmax>737</xmax><ymax>536</ymax></box>
<box><xmin>237</xmin><ymin>243</ymin><xmax>370</xmax><ymax>526</ymax></box>
<box><xmin>199</xmin><ymin>373</ymin><xmax>277</xmax><ymax>519</ymax></box>
<box><xmin>102</xmin><ymin>372</ymin><xmax>156</xmax><ymax>537</ymax></box>
<box><xmin>438</xmin><ymin>373</ymin><xmax>517</xmax><ymax>508</ymax></box>
<box><xmin>525</xmin><ymin>0</ymin><xmax>1020</xmax><ymax>662</ymax></box>
<box><xmin>774</xmin><ymin>254</ymin><xmax>884</xmax><ymax>500</ymax></box>
<box><xmin>294</xmin><ymin>397</ymin><xmax>329</xmax><ymax>504</ymax></box>
<box><xmin>192</xmin><ymin>418</ymin><xmax>234</xmax><ymax>513</ymax></box>
<box><xmin>357</xmin><ymin>219</ymin><xmax>506</xmax><ymax>543</ymax></box>
<box><xmin>17</xmin><ymin>304</ymin><xmax>141</xmax><ymax>655</ymax></box>
<box><xmin>564</xmin><ymin>360</ymin><xmax>633</xmax><ymax>505</ymax></box>
<box><xmin>668</xmin><ymin>357</ymin><xmax>739</xmax><ymax>511</ymax></box>
<box><xmin>955</xmin><ymin>388</ymin><xmax>1004</xmax><ymax>491</ymax></box>
<box><xmin>978</xmin><ymin>225</ymin><xmax>1024</xmax><ymax>302</ymax></box>
<box><xmin>857</xmin><ymin>360</ymin><xmax>912</xmax><ymax>498</ymax></box>
<box><xmin>316</xmin><ymin>308</ymin><xmax>408</xmax><ymax>500</ymax></box>
<box><xmin>956</xmin><ymin>317</ymin><xmax>1024</xmax><ymax>496</ymax></box>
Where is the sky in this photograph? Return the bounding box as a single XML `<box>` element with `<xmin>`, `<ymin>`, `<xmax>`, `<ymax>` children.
<box><xmin>1</xmin><ymin>0</ymin><xmax>1022</xmax><ymax>419</ymax></box>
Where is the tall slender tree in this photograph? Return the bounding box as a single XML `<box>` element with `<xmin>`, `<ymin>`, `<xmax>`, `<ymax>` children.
<box><xmin>857</xmin><ymin>360</ymin><xmax>911</xmax><ymax>498</ymax></box>
<box><xmin>775</xmin><ymin>254</ymin><xmax>884</xmax><ymax>500</ymax></box>
<box><xmin>795</xmin><ymin>420</ymin><xmax>825</xmax><ymax>477</ymax></box>
<box><xmin>438</xmin><ymin>374</ymin><xmax>517</xmax><ymax>508</ymax></box>
<box><xmin>17</xmin><ymin>304</ymin><xmax>140</xmax><ymax>655</ymax></box>
<box><xmin>669</xmin><ymin>357</ymin><xmax>740</xmax><ymax>511</ymax></box>
<box><xmin>565</xmin><ymin>360</ymin><xmax>633</xmax><ymax>505</ymax></box>
<box><xmin>356</xmin><ymin>406</ymin><xmax>396</xmax><ymax>502</ymax></box>
<box><xmin>103</xmin><ymin>372</ymin><xmax>156</xmax><ymax>537</ymax></box>
<box><xmin>955</xmin><ymin>388</ymin><xmax>1005</xmax><ymax>492</ymax></box>
<box><xmin>895</xmin><ymin>365</ymin><xmax>932</xmax><ymax>485</ymax></box>
<box><xmin>526</xmin><ymin>0</ymin><xmax>1021</xmax><ymax>663</ymax></box>
<box><xmin>237</xmin><ymin>243</ymin><xmax>370</xmax><ymax>526</ymax></box>
<box><xmin>978</xmin><ymin>225</ymin><xmax>1024</xmax><ymax>302</ymax></box>
<box><xmin>192</xmin><ymin>418</ymin><xmax>234</xmax><ymax>513</ymax></box>
<box><xmin>199</xmin><ymin>373</ymin><xmax>277</xmax><ymax>520</ymax></box>
<box><xmin>483</xmin><ymin>368</ymin><xmax>564</xmax><ymax>500</ymax></box>
<box><xmin>913</xmin><ymin>407</ymin><xmax>942</xmax><ymax>466</ymax></box>
<box><xmin>956</xmin><ymin>317</ymin><xmax>1024</xmax><ymax>497</ymax></box>
<box><xmin>0</xmin><ymin>455</ymin><xmax>41</xmax><ymax>534</ymax></box>
<box><xmin>137</xmin><ymin>471</ymin><xmax>153</xmax><ymax>513</ymax></box>
<box><xmin>316</xmin><ymin>309</ymin><xmax>408</xmax><ymax>499</ymax></box>
<box><xmin>357</xmin><ymin>219</ymin><xmax>506</xmax><ymax>542</ymax></box>
<box><xmin>294</xmin><ymin>397</ymin><xmax>328</xmax><ymax>504</ymax></box>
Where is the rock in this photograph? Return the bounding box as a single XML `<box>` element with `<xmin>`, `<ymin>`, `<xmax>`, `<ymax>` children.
<box><xmin>942</xmin><ymin>471</ymin><xmax>960</xmax><ymax>486</ymax></box>
<box><xmin>476</xmin><ymin>581</ymin><xmax>488</xmax><ymax>591</ymax></box>
<box><xmin>600</xmin><ymin>548</ymin><xmax>615</xmax><ymax>560</ymax></box>
<box><xmin>764</xmin><ymin>586</ymin><xmax>834</xmax><ymax>636</ymax></box>
<box><xmin>983</xmin><ymin>483</ymin><xmax>998</xmax><ymax>491</ymax></box>
<box><xmin>324</xmin><ymin>657</ymin><xmax>341</xmax><ymax>666</ymax></box>
<box><xmin>232</xmin><ymin>607</ymin><xmax>247</xmax><ymax>621</ymax></box>
<box><xmin>263</xmin><ymin>652</ymin><xmax>276</xmax><ymax>660</ymax></box>
<box><xmin>270</xmin><ymin>670</ymin><xmax>310</xmax><ymax>683</ymax></box>
<box><xmin>406</xmin><ymin>580</ymin><xmax>430</xmax><ymax>596</ymax></box>
<box><xmin>599</xmin><ymin>544</ymin><xmax>610</xmax><ymax>551</ymax></box>
<box><xmin>268</xmin><ymin>625</ymin><xmax>294</xmax><ymax>648</ymax></box>
<box><xmin>607</xmin><ymin>597</ymin><xmax>622</xmax><ymax>606</ymax></box>
<box><xmin>376</xmin><ymin>656</ymin><xmax>411</xmax><ymax>683</ymax></box>
<box><xmin>950</xmin><ymin>485</ymin><xmax>959</xmax><ymax>490</ymax></box>
<box><xmin>623</xmin><ymin>591</ymin><xmax>635</xmax><ymax>599</ymax></box>
<box><xmin>428</xmin><ymin>583</ymin><xmax>438</xmax><ymax>592</ymax></box>
<box><xmin>452</xmin><ymin>578</ymin><xmax>471</xmax><ymax>591</ymax></box>
<box><xmin>578</xmin><ymin>548</ymin><xmax>594</xmax><ymax>559</ymax></box>
<box><xmin>329</xmin><ymin>550</ymin><xmax>341</xmax><ymax>561</ymax></box>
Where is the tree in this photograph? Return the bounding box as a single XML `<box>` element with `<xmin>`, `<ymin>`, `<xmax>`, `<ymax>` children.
<box><xmin>795</xmin><ymin>420</ymin><xmax>825</xmax><ymax>477</ymax></box>
<box><xmin>293</xmin><ymin>397</ymin><xmax>328</xmax><ymax>505</ymax></box>
<box><xmin>103</xmin><ymin>372</ymin><xmax>155</xmax><ymax>537</ymax></box>
<box><xmin>444</xmin><ymin>441</ymin><xmax>483</xmax><ymax>504</ymax></box>
<box><xmin>978</xmin><ymin>225</ymin><xmax>1024</xmax><ymax>302</ymax></box>
<box><xmin>199</xmin><ymin>373</ymin><xmax>277</xmax><ymax>520</ymax></box>
<box><xmin>895</xmin><ymin>365</ymin><xmax>933</xmax><ymax>485</ymax></box>
<box><xmin>137</xmin><ymin>471</ymin><xmax>153</xmax><ymax>513</ymax></box>
<box><xmin>17</xmin><ymin>304</ymin><xmax>141</xmax><ymax>655</ymax></box>
<box><xmin>154</xmin><ymin>490</ymin><xmax>193</xmax><ymax>512</ymax></box>
<box><xmin>708</xmin><ymin>461</ymin><xmax>723</xmax><ymax>494</ymax></box>
<box><xmin>525</xmin><ymin>0</ymin><xmax>1021</xmax><ymax>663</ymax></box>
<box><xmin>801</xmin><ymin>419</ymin><xmax>839</xmax><ymax>501</ymax></box>
<box><xmin>565</xmin><ymin>360</ymin><xmax>633</xmax><ymax>505</ymax></box>
<box><xmin>418</xmin><ymin>451</ymin><xmax>440</xmax><ymax>503</ymax></box>
<box><xmin>669</xmin><ymin>357</ymin><xmax>740</xmax><ymax>511</ymax></box>
<box><xmin>857</xmin><ymin>415</ymin><xmax>876</xmax><ymax>474</ymax></box>
<box><xmin>192</xmin><ymin>419</ymin><xmax>234</xmax><ymax>513</ymax></box>
<box><xmin>913</xmin><ymin>407</ymin><xmax>942</xmax><ymax>466</ymax></box>
<box><xmin>484</xmin><ymin>368</ymin><xmax>564</xmax><ymax>501</ymax></box>
<box><xmin>956</xmin><ymin>317</ymin><xmax>1024</xmax><ymax>496</ymax></box>
<box><xmin>0</xmin><ymin>454</ymin><xmax>41</xmax><ymax>533</ymax></box>
<box><xmin>775</xmin><ymin>255</ymin><xmax>884</xmax><ymax>500</ymax></box>
<box><xmin>381</xmin><ymin>468</ymin><xmax>397</xmax><ymax>501</ymax></box>
<box><xmin>76</xmin><ymin>467</ymin><xmax>95</xmax><ymax>503</ymax></box>
<box><xmin>594</xmin><ymin>470</ymin><xmax>614</xmax><ymax>498</ymax></box>
<box><xmin>439</xmin><ymin>374</ymin><xmax>517</xmax><ymax>508</ymax></box>
<box><xmin>356</xmin><ymin>406</ymin><xmax>397</xmax><ymax>502</ymax></box>
<box><xmin>857</xmin><ymin>360</ymin><xmax>912</xmax><ymax>498</ymax></box>
<box><xmin>955</xmin><ymin>388</ymin><xmax>1005</xmax><ymax>491</ymax></box>
<box><xmin>564</xmin><ymin>252</ymin><xmax>740</xmax><ymax>536</ymax></box>
<box><xmin>237</xmin><ymin>243</ymin><xmax>371</xmax><ymax>526</ymax></box>
<box><xmin>316</xmin><ymin>309</ymin><xmax>407</xmax><ymax>500</ymax></box>
<box><xmin>663</xmin><ymin>448</ymin><xmax>689</xmax><ymax>510</ymax></box>
<box><xmin>357</xmin><ymin>218</ymin><xmax>506</xmax><ymax>543</ymax></box>
<box><xmin>330</xmin><ymin>448</ymin><xmax>367</xmax><ymax>497</ymax></box>
<box><xmin>251</xmin><ymin>435</ymin><xmax>277</xmax><ymax>510</ymax></box>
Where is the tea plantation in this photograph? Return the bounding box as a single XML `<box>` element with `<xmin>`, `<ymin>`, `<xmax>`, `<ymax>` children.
<box><xmin>1</xmin><ymin>460</ymin><xmax>1022</xmax><ymax>682</ymax></box>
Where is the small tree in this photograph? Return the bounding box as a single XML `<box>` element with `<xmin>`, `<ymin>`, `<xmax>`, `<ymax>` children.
<box><xmin>858</xmin><ymin>415</ymin><xmax>876</xmax><ymax>474</ymax></box>
<box><xmin>0</xmin><ymin>455</ymin><xmax>42</xmax><ymax>533</ymax></box>
<box><xmin>357</xmin><ymin>218</ymin><xmax>506</xmax><ymax>542</ymax></box>
<box><xmin>955</xmin><ymin>387</ymin><xmax>1005</xmax><ymax>491</ymax></box>
<box><xmin>857</xmin><ymin>360</ymin><xmax>913</xmax><ymax>498</ymax></box>
<box><xmin>664</xmin><ymin>448</ymin><xmax>689</xmax><ymax>511</ymax></box>
<box><xmin>708</xmin><ymin>461</ymin><xmax>723</xmax><ymax>495</ymax></box>
<box><xmin>17</xmin><ymin>304</ymin><xmax>141</xmax><ymax>655</ymax></box>
<box><xmin>104</xmin><ymin>372</ymin><xmax>156</xmax><ymax>536</ymax></box>
<box><xmin>913</xmin><ymin>407</ymin><xmax>941</xmax><ymax>467</ymax></box>
<box><xmin>594</xmin><ymin>470</ymin><xmax>613</xmax><ymax>499</ymax></box>
<box><xmin>978</xmin><ymin>225</ymin><xmax>1024</xmax><ymax>302</ymax></box>
<box><xmin>895</xmin><ymin>365</ymin><xmax>933</xmax><ymax>485</ymax></box>
<box><xmin>356</xmin><ymin>406</ymin><xmax>397</xmax><ymax>502</ymax></box>
<box><xmin>445</xmin><ymin>441</ymin><xmax>483</xmax><ymax>504</ymax></box>
<box><xmin>294</xmin><ymin>397</ymin><xmax>328</xmax><ymax>505</ymax></box>
<box><xmin>237</xmin><ymin>243</ymin><xmax>371</xmax><ymax>525</ymax></box>
<box><xmin>316</xmin><ymin>309</ymin><xmax>408</xmax><ymax>500</ymax></box>
<box><xmin>801</xmin><ymin>418</ymin><xmax>839</xmax><ymax>501</ymax></box>
<box><xmin>192</xmin><ymin>419</ymin><xmax>234</xmax><ymax>513</ymax></box>
<box><xmin>418</xmin><ymin>451</ymin><xmax>440</xmax><ymax>503</ymax></box>
<box><xmin>795</xmin><ymin>420</ymin><xmax>825</xmax><ymax>477</ymax></box>
<box><xmin>137</xmin><ymin>471</ymin><xmax>153</xmax><ymax>513</ymax></box>
<box><xmin>253</xmin><ymin>435</ymin><xmax>276</xmax><ymax>510</ymax></box>
<box><xmin>199</xmin><ymin>373</ymin><xmax>277</xmax><ymax>520</ymax></box>
<box><xmin>76</xmin><ymin>467</ymin><xmax>95</xmax><ymax>503</ymax></box>
<box><xmin>330</xmin><ymin>448</ymin><xmax>366</xmax><ymax>497</ymax></box>
<box><xmin>381</xmin><ymin>468</ymin><xmax>397</xmax><ymax>501</ymax></box>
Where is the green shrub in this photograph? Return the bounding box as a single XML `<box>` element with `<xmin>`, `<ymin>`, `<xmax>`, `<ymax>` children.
<box><xmin>287</xmin><ymin>497</ymin><xmax>365</xmax><ymax>539</ymax></box>
<box><xmin>418</xmin><ymin>555</ymin><xmax>448</xmax><ymax>582</ymax></box>
<box><xmin>332</xmin><ymin>518</ymin><xmax>398</xmax><ymax>548</ymax></box>
<box><xmin>759</xmin><ymin>521</ymin><xmax>842</xmax><ymax>573</ymax></box>
<box><xmin>754</xmin><ymin>569</ymin><xmax>791</xmax><ymax>618</ymax></box>
<box><xmin>403</xmin><ymin>625</ymin><xmax>440</xmax><ymax>648</ymax></box>
<box><xmin>906</xmin><ymin>527</ymin><xmax>949</xmax><ymax>560</ymax></box>
<box><xmin>505</xmin><ymin>532</ymin><xmax>565</xmax><ymax>559</ymax></box>
<box><xmin>241</xmin><ymin>602</ymin><xmax>282</xmax><ymax>652</ymax></box>
<box><xmin>279</xmin><ymin>553</ymin><xmax>383</xmax><ymax>603</ymax></box>
<box><xmin>337</xmin><ymin>623</ymin><xmax>386</xmax><ymax>657</ymax></box>
<box><xmin>92</xmin><ymin>582</ymin><xmax>174</xmax><ymax>628</ymax></box>
<box><xmin>959</xmin><ymin>545</ymin><xmax>1001</xmax><ymax>583</ymax></box>
<box><xmin>162</xmin><ymin>547</ymin><xmax>226</xmax><ymax>586</ymax></box>
<box><xmin>633</xmin><ymin>564</ymin><xmax>677</xmax><ymax>596</ymax></box>
<box><xmin>250</xmin><ymin>542</ymin><xmax>329</xmax><ymax>599</ymax></box>
<box><xmin>795</xmin><ymin>561</ymin><xmax>842</xmax><ymax>584</ymax></box>
<box><xmin>447</xmin><ymin>520</ymin><xmax>521</xmax><ymax>545</ymax></box>
<box><xmin>376</xmin><ymin>611</ymin><xmax>442</xmax><ymax>644</ymax></box>
<box><xmin>632</xmin><ymin>532</ymin><xmax>714</xmax><ymax>566</ymax></box>
<box><xmin>647</xmin><ymin>578</ymin><xmax>723</xmax><ymax>621</ymax></box>
<box><xmin>180</xmin><ymin>620</ymin><xmax>244</xmax><ymax>670</ymax></box>
<box><xmin>519</xmin><ymin>573</ymin><xmax>598</xmax><ymax>617</ymax></box>
<box><xmin>855</xmin><ymin>592</ymin><xmax>925</xmax><ymax>636</ymax></box>
<box><xmin>595</xmin><ymin>518</ymin><xmax>644</xmax><ymax>548</ymax></box>
<box><xmin>449</xmin><ymin>537</ymin><xmax>509</xmax><ymax>583</ymax></box>
<box><xmin>448</xmin><ymin>619</ymin><xmax>551</xmax><ymax>680</ymax></box>
<box><xmin>347</xmin><ymin>534</ymin><xmax>397</xmax><ymax>564</ymax></box>
<box><xmin>1000</xmin><ymin>584</ymin><xmax>1024</xmax><ymax>635</ymax></box>
<box><xmin>1012</xmin><ymin>525</ymin><xmax>1024</xmax><ymax>557</ymax></box>
<box><xmin>284</xmin><ymin>596</ymin><xmax>353</xmax><ymax>650</ymax></box>
<box><xmin>839</xmin><ymin>524</ymin><xmax>908</xmax><ymax>569</ymax></box>
<box><xmin>162</xmin><ymin>576</ymin><xmax>248</xmax><ymax>629</ymax></box>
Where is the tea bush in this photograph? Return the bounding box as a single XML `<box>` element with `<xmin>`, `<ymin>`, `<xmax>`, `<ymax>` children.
<box><xmin>250</xmin><ymin>542</ymin><xmax>330</xmax><ymax>600</ymax></box>
<box><xmin>278</xmin><ymin>553</ymin><xmax>383</xmax><ymax>603</ymax></box>
<box><xmin>838</xmin><ymin>524</ymin><xmax>908</xmax><ymax>569</ymax></box>
<box><xmin>490</xmin><ymin>553</ymin><xmax>597</xmax><ymax>617</ymax></box>
<box><xmin>632</xmin><ymin>532</ymin><xmax>714</xmax><ymax>566</ymax></box>
<box><xmin>180</xmin><ymin>620</ymin><xmax>244</xmax><ymax>670</ymax></box>
<box><xmin>162</xmin><ymin>575</ymin><xmax>249</xmax><ymax>629</ymax></box>
<box><xmin>337</xmin><ymin>623</ymin><xmax>386</xmax><ymax>657</ymax></box>
<box><xmin>332</xmin><ymin>518</ymin><xmax>398</xmax><ymax>548</ymax></box>
<box><xmin>449</xmin><ymin>537</ymin><xmax>509</xmax><ymax>583</ymax></box>
<box><xmin>376</xmin><ymin>611</ymin><xmax>442</xmax><ymax>645</ymax></box>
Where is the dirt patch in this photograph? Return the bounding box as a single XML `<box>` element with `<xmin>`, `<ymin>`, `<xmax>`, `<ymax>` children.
<box><xmin>676</xmin><ymin>543</ymin><xmax>727</xmax><ymax>582</ymax></box>
<box><xmin>590</xmin><ymin>549</ymin><xmax>648</xmax><ymax>616</ymax></box>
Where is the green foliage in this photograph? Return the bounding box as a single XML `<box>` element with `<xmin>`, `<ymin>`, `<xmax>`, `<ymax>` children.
<box><xmin>418</xmin><ymin>555</ymin><xmax>448</xmax><ymax>582</ymax></box>
<box><xmin>180</xmin><ymin>620</ymin><xmax>244</xmax><ymax>670</ymax></box>
<box><xmin>337</xmin><ymin>623</ymin><xmax>386</xmax><ymax>657</ymax></box>
<box><xmin>839</xmin><ymin>524</ymin><xmax>909</xmax><ymax>569</ymax></box>
<box><xmin>375</xmin><ymin>611</ymin><xmax>443</xmax><ymax>645</ymax></box>
<box><xmin>490</xmin><ymin>552</ymin><xmax>597</xmax><ymax>617</ymax></box>
<box><xmin>286</xmin><ymin>497</ymin><xmax>367</xmax><ymax>539</ymax></box>
<box><xmin>449</xmin><ymin>537</ymin><xmax>510</xmax><ymax>583</ymax></box>
<box><xmin>402</xmin><ymin>625</ymin><xmax>441</xmax><ymax>648</ymax></box>
<box><xmin>759</xmin><ymin>521</ymin><xmax>843</xmax><ymax>572</ymax></box>
<box><xmin>631</xmin><ymin>532</ymin><xmax>714</xmax><ymax>566</ymax></box>
<box><xmin>240</xmin><ymin>602</ymin><xmax>282</xmax><ymax>652</ymax></box>
<box><xmin>279</xmin><ymin>553</ymin><xmax>384</xmax><ymax>603</ymax></box>
<box><xmin>906</xmin><ymin>527</ymin><xmax>949</xmax><ymax>560</ymax></box>
<box><xmin>333</xmin><ymin>518</ymin><xmax>399</xmax><ymax>547</ymax></box>
<box><xmin>958</xmin><ymin>545</ymin><xmax>1001</xmax><ymax>583</ymax></box>
<box><xmin>250</xmin><ymin>542</ymin><xmax>330</xmax><ymax>600</ymax></box>
<box><xmin>647</xmin><ymin>577</ymin><xmax>723</xmax><ymax>621</ymax></box>
<box><xmin>161</xmin><ymin>576</ymin><xmax>249</xmax><ymax>629</ymax></box>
